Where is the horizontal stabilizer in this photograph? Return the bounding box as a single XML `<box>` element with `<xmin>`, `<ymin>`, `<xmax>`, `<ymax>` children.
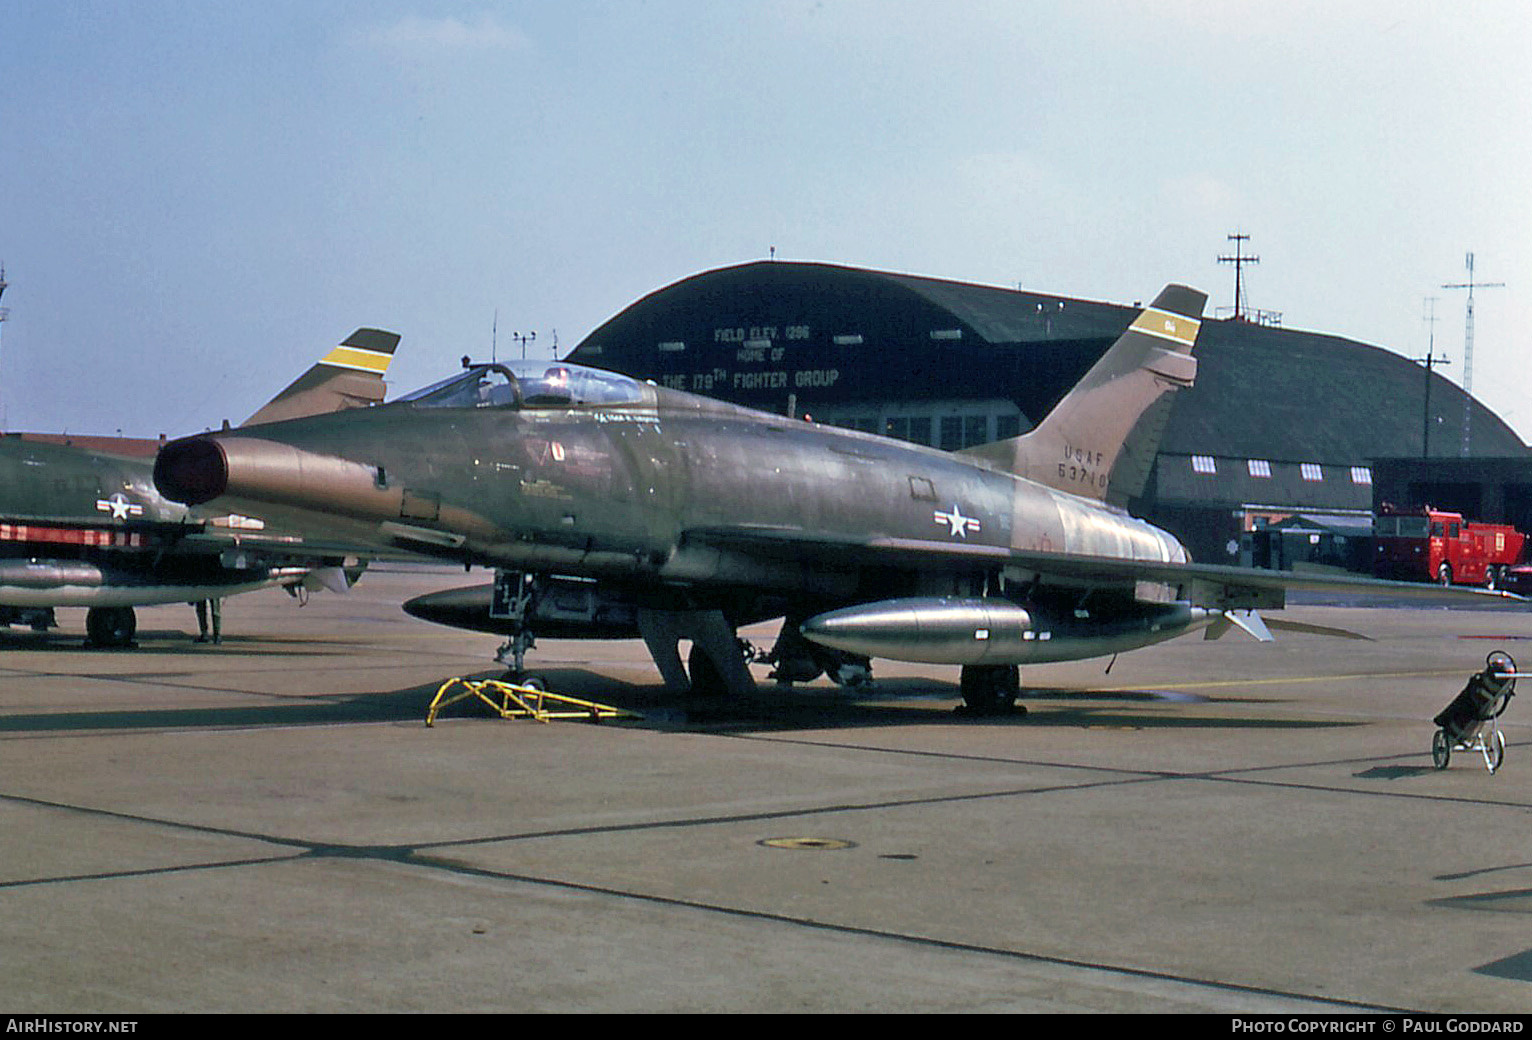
<box><xmin>1204</xmin><ymin>609</ymin><xmax>1274</xmax><ymax>642</ymax></box>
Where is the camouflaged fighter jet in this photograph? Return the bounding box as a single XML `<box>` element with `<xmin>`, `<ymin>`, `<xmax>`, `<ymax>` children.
<box><xmin>151</xmin><ymin>285</ymin><xmax>1512</xmax><ymax>711</ymax></box>
<box><xmin>0</xmin><ymin>328</ymin><xmax>399</xmax><ymax>646</ymax></box>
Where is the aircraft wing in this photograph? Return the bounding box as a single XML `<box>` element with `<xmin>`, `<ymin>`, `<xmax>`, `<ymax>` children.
<box><xmin>680</xmin><ymin>525</ymin><xmax>1525</xmax><ymax>610</ymax></box>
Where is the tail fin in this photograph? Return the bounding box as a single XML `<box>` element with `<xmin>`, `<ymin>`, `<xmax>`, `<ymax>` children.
<box><xmin>960</xmin><ymin>284</ymin><xmax>1205</xmax><ymax>507</ymax></box>
<box><xmin>241</xmin><ymin>328</ymin><xmax>401</xmax><ymax>427</ymax></box>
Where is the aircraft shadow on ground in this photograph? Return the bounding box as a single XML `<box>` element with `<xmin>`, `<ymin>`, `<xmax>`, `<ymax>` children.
<box><xmin>421</xmin><ymin>669</ymin><xmax>1356</xmax><ymax>733</ymax></box>
<box><xmin>0</xmin><ymin>665</ymin><xmax>1357</xmax><ymax>735</ymax></box>
<box><xmin>0</xmin><ymin>630</ymin><xmax>364</xmax><ymax>657</ymax></box>
<box><xmin>0</xmin><ymin>684</ymin><xmax>446</xmax><ymax>734</ymax></box>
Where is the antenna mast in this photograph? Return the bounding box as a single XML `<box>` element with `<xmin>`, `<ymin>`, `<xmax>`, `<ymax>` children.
<box><xmin>1443</xmin><ymin>252</ymin><xmax>1505</xmax><ymax>456</ymax></box>
<box><xmin>1412</xmin><ymin>297</ymin><xmax>1449</xmax><ymax>458</ymax></box>
<box><xmin>1219</xmin><ymin>233</ymin><xmax>1257</xmax><ymax>320</ymax></box>
<box><xmin>1216</xmin><ymin>233</ymin><xmax>1282</xmax><ymax>325</ymax></box>
<box><xmin>0</xmin><ymin>263</ymin><xmax>9</xmax><ymax>429</ymax></box>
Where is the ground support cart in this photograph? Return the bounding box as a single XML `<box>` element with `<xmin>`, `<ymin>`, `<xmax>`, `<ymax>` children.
<box><xmin>1432</xmin><ymin>651</ymin><xmax>1519</xmax><ymax>774</ymax></box>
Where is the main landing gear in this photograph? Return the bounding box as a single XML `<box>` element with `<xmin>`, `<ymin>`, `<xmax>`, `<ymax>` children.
<box><xmin>758</xmin><ymin>619</ymin><xmax>874</xmax><ymax>691</ymax></box>
<box><xmin>638</xmin><ymin>608</ymin><xmax>758</xmax><ymax>698</ymax></box>
<box><xmin>486</xmin><ymin>570</ymin><xmax>759</xmax><ymax>698</ymax></box>
<box><xmin>85</xmin><ymin>606</ymin><xmax>137</xmax><ymax>649</ymax></box>
<box><xmin>958</xmin><ymin>664</ymin><xmax>1025</xmax><ymax>716</ymax></box>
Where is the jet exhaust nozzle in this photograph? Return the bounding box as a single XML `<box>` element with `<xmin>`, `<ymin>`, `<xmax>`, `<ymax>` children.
<box><xmin>153</xmin><ymin>438</ymin><xmax>230</xmax><ymax>505</ymax></box>
<box><xmin>155</xmin><ymin>436</ymin><xmax>396</xmax><ymax>517</ymax></box>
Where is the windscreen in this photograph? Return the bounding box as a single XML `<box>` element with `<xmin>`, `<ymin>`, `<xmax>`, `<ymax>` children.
<box><xmin>398</xmin><ymin>362</ymin><xmax>644</xmax><ymax>409</ymax></box>
<box><xmin>1375</xmin><ymin>516</ymin><xmax>1430</xmax><ymax>538</ymax></box>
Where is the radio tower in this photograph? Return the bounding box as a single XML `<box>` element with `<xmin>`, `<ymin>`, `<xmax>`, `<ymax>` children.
<box><xmin>1443</xmin><ymin>252</ymin><xmax>1504</xmax><ymax>456</ymax></box>
<box><xmin>0</xmin><ymin>263</ymin><xmax>9</xmax><ymax>430</ymax></box>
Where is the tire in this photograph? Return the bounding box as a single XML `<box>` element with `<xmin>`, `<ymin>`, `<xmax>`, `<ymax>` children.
<box><xmin>1432</xmin><ymin>728</ymin><xmax>1451</xmax><ymax>770</ymax></box>
<box><xmin>1487</xmin><ymin>729</ymin><xmax>1506</xmax><ymax>774</ymax></box>
<box><xmin>86</xmin><ymin>606</ymin><xmax>136</xmax><ymax>648</ymax></box>
<box><xmin>960</xmin><ymin>664</ymin><xmax>1021</xmax><ymax>714</ymax></box>
<box><xmin>687</xmin><ymin>643</ymin><xmax>728</xmax><ymax>697</ymax></box>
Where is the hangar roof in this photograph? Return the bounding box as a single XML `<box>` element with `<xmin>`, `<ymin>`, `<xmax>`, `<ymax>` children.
<box><xmin>571</xmin><ymin>261</ymin><xmax>1526</xmax><ymax>465</ymax></box>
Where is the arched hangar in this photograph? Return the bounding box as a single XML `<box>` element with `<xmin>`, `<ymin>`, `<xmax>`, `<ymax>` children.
<box><xmin>567</xmin><ymin>261</ymin><xmax>1526</xmax><ymax>565</ymax></box>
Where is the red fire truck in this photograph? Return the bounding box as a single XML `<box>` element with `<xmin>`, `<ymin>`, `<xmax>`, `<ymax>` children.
<box><xmin>1373</xmin><ymin>507</ymin><xmax>1526</xmax><ymax>588</ymax></box>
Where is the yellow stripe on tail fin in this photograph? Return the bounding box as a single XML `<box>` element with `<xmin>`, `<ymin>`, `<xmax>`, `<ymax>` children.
<box><xmin>242</xmin><ymin>328</ymin><xmax>401</xmax><ymax>427</ymax></box>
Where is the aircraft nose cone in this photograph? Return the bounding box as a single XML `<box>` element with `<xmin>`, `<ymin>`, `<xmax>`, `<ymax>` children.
<box><xmin>154</xmin><ymin>439</ymin><xmax>230</xmax><ymax>505</ymax></box>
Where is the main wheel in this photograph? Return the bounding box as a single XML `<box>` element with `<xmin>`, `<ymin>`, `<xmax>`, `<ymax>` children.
<box><xmin>1431</xmin><ymin>728</ymin><xmax>1451</xmax><ymax>770</ymax></box>
<box><xmin>86</xmin><ymin>606</ymin><xmax>136</xmax><ymax>648</ymax></box>
<box><xmin>687</xmin><ymin>643</ymin><xmax>728</xmax><ymax>697</ymax></box>
<box><xmin>959</xmin><ymin>664</ymin><xmax>1021</xmax><ymax>714</ymax></box>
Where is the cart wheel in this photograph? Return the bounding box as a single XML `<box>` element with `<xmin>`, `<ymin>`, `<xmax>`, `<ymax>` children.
<box><xmin>1432</xmin><ymin>729</ymin><xmax>1451</xmax><ymax>770</ymax></box>
<box><xmin>1486</xmin><ymin>729</ymin><xmax>1506</xmax><ymax>774</ymax></box>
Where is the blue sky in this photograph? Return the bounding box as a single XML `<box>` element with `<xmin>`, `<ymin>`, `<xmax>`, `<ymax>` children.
<box><xmin>2</xmin><ymin>1</ymin><xmax>1528</xmax><ymax>441</ymax></box>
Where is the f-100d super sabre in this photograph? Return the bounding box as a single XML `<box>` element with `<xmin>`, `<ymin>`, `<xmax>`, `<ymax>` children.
<box><xmin>0</xmin><ymin>328</ymin><xmax>399</xmax><ymax>646</ymax></box>
<box><xmin>152</xmin><ymin>285</ymin><xmax>1511</xmax><ymax>711</ymax></box>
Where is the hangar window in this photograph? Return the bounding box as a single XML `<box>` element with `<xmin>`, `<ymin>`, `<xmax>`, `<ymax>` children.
<box><xmin>885</xmin><ymin>416</ymin><xmax>933</xmax><ymax>446</ymax></box>
<box><xmin>940</xmin><ymin>416</ymin><xmax>962</xmax><ymax>450</ymax></box>
<box><xmin>1247</xmin><ymin>459</ymin><xmax>1272</xmax><ymax>478</ymax></box>
<box><xmin>1191</xmin><ymin>455</ymin><xmax>1216</xmax><ymax>475</ymax></box>
<box><xmin>996</xmin><ymin>414</ymin><xmax>1021</xmax><ymax>440</ymax></box>
<box><xmin>1350</xmin><ymin>466</ymin><xmax>1373</xmax><ymax>485</ymax></box>
<box><xmin>1300</xmin><ymin>463</ymin><xmax>1324</xmax><ymax>482</ymax></box>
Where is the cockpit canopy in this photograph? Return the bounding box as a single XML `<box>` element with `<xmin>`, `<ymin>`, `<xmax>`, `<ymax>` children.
<box><xmin>399</xmin><ymin>361</ymin><xmax>646</xmax><ymax>410</ymax></box>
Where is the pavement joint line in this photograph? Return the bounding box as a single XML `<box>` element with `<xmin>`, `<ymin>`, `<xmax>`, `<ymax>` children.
<box><xmin>391</xmin><ymin>854</ymin><xmax>1411</xmax><ymax>1013</ymax></box>
<box><xmin>1092</xmin><ymin>668</ymin><xmax>1468</xmax><ymax>692</ymax></box>
<box><xmin>735</xmin><ymin>729</ymin><xmax>1532</xmax><ymax>802</ymax></box>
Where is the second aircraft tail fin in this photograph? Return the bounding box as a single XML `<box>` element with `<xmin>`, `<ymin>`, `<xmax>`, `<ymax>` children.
<box><xmin>242</xmin><ymin>328</ymin><xmax>401</xmax><ymax>427</ymax></box>
<box><xmin>960</xmin><ymin>284</ymin><xmax>1205</xmax><ymax>507</ymax></box>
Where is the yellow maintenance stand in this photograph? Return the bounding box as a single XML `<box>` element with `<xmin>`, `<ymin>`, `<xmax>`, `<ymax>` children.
<box><xmin>426</xmin><ymin>677</ymin><xmax>642</xmax><ymax>727</ymax></box>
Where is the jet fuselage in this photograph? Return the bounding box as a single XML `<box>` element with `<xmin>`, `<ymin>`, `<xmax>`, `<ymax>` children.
<box><xmin>155</xmin><ymin>369</ymin><xmax>1187</xmax><ymax>602</ymax></box>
